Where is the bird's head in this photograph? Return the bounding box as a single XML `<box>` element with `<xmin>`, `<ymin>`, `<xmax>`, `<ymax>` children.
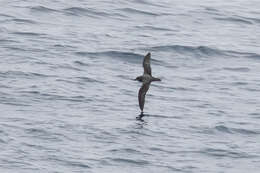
<box><xmin>134</xmin><ymin>76</ymin><xmax>143</xmax><ymax>82</ymax></box>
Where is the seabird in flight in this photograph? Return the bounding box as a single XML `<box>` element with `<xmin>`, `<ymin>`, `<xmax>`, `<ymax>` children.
<box><xmin>135</xmin><ymin>52</ymin><xmax>161</xmax><ymax>118</ymax></box>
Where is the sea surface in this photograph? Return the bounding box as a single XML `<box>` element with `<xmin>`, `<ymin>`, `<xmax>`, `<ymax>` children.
<box><xmin>0</xmin><ymin>0</ymin><xmax>260</xmax><ymax>172</ymax></box>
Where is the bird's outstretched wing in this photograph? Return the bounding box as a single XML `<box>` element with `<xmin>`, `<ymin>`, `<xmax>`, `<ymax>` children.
<box><xmin>143</xmin><ymin>52</ymin><xmax>151</xmax><ymax>75</ymax></box>
<box><xmin>138</xmin><ymin>82</ymin><xmax>151</xmax><ymax>112</ymax></box>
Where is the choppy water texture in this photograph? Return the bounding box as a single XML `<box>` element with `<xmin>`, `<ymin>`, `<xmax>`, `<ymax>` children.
<box><xmin>1</xmin><ymin>0</ymin><xmax>260</xmax><ymax>172</ymax></box>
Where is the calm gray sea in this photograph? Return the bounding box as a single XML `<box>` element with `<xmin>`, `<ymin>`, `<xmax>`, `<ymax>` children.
<box><xmin>0</xmin><ymin>0</ymin><xmax>260</xmax><ymax>172</ymax></box>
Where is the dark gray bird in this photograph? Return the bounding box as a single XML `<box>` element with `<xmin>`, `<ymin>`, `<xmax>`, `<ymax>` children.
<box><xmin>135</xmin><ymin>52</ymin><xmax>161</xmax><ymax>115</ymax></box>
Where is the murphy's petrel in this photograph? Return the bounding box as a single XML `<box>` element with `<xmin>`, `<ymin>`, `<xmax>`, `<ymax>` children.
<box><xmin>135</xmin><ymin>52</ymin><xmax>161</xmax><ymax>117</ymax></box>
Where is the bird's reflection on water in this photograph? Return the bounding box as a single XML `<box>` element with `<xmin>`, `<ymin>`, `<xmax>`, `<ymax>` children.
<box><xmin>136</xmin><ymin>112</ymin><xmax>149</xmax><ymax>122</ymax></box>
<box><xmin>135</xmin><ymin>119</ymin><xmax>147</xmax><ymax>129</ymax></box>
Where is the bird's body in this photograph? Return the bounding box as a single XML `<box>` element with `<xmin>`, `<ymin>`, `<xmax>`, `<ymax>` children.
<box><xmin>135</xmin><ymin>52</ymin><xmax>161</xmax><ymax>116</ymax></box>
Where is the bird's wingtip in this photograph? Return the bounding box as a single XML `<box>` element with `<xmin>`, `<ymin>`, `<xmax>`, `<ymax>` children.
<box><xmin>145</xmin><ymin>52</ymin><xmax>151</xmax><ymax>57</ymax></box>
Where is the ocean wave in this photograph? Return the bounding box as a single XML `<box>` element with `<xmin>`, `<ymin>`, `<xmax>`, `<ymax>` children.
<box><xmin>202</xmin><ymin>148</ymin><xmax>252</xmax><ymax>158</ymax></box>
<box><xmin>11</xmin><ymin>31</ymin><xmax>46</xmax><ymax>37</ymax></box>
<box><xmin>223</xmin><ymin>67</ymin><xmax>250</xmax><ymax>72</ymax></box>
<box><xmin>246</xmin><ymin>53</ymin><xmax>260</xmax><ymax>60</ymax></box>
<box><xmin>0</xmin><ymin>71</ymin><xmax>55</xmax><ymax>79</ymax></box>
<box><xmin>117</xmin><ymin>8</ymin><xmax>161</xmax><ymax>16</ymax></box>
<box><xmin>36</xmin><ymin>93</ymin><xmax>92</xmax><ymax>103</ymax></box>
<box><xmin>151</xmin><ymin>45</ymin><xmax>260</xmax><ymax>59</ymax></box>
<box><xmin>232</xmin><ymin>128</ymin><xmax>259</xmax><ymax>135</ymax></box>
<box><xmin>230</xmin><ymin>81</ymin><xmax>248</xmax><ymax>86</ymax></box>
<box><xmin>30</xmin><ymin>5</ymin><xmax>59</xmax><ymax>13</ymax></box>
<box><xmin>244</xmin><ymin>16</ymin><xmax>260</xmax><ymax>24</ymax></box>
<box><xmin>0</xmin><ymin>100</ymin><xmax>31</xmax><ymax>107</ymax></box>
<box><xmin>48</xmin><ymin>157</ymin><xmax>91</xmax><ymax>169</ymax></box>
<box><xmin>215</xmin><ymin>125</ymin><xmax>259</xmax><ymax>135</ymax></box>
<box><xmin>75</xmin><ymin>50</ymin><xmax>143</xmax><ymax>62</ymax></box>
<box><xmin>151</xmin><ymin>45</ymin><xmax>225</xmax><ymax>56</ymax></box>
<box><xmin>75</xmin><ymin>76</ymin><xmax>105</xmax><ymax>84</ymax></box>
<box><xmin>76</xmin><ymin>51</ymin><xmax>142</xmax><ymax>58</ymax></box>
<box><xmin>131</xmin><ymin>0</ymin><xmax>167</xmax><ymax>8</ymax></box>
<box><xmin>63</xmin><ymin>7</ymin><xmax>110</xmax><ymax>18</ymax></box>
<box><xmin>75</xmin><ymin>50</ymin><xmax>164</xmax><ymax>65</ymax></box>
<box><xmin>0</xmin><ymin>13</ymin><xmax>14</xmax><ymax>18</ymax></box>
<box><xmin>214</xmin><ymin>16</ymin><xmax>253</xmax><ymax>25</ymax></box>
<box><xmin>135</xmin><ymin>25</ymin><xmax>174</xmax><ymax>31</ymax></box>
<box><xmin>74</xmin><ymin>60</ymin><xmax>89</xmax><ymax>66</ymax></box>
<box><xmin>204</xmin><ymin>7</ymin><xmax>219</xmax><ymax>13</ymax></box>
<box><xmin>11</xmin><ymin>18</ymin><xmax>37</xmax><ymax>24</ymax></box>
<box><xmin>109</xmin><ymin>148</ymin><xmax>143</xmax><ymax>155</ymax></box>
<box><xmin>215</xmin><ymin>125</ymin><xmax>233</xmax><ymax>134</ymax></box>
<box><xmin>226</xmin><ymin>51</ymin><xmax>260</xmax><ymax>60</ymax></box>
<box><xmin>109</xmin><ymin>157</ymin><xmax>149</xmax><ymax>165</ymax></box>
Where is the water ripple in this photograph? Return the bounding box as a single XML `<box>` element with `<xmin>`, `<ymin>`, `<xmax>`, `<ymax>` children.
<box><xmin>214</xmin><ymin>17</ymin><xmax>253</xmax><ymax>25</ymax></box>
<box><xmin>30</xmin><ymin>5</ymin><xmax>59</xmax><ymax>13</ymax></box>
<box><xmin>1</xmin><ymin>0</ymin><xmax>260</xmax><ymax>172</ymax></box>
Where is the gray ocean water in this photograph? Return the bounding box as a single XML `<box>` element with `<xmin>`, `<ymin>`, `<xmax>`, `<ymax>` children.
<box><xmin>1</xmin><ymin>0</ymin><xmax>260</xmax><ymax>172</ymax></box>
